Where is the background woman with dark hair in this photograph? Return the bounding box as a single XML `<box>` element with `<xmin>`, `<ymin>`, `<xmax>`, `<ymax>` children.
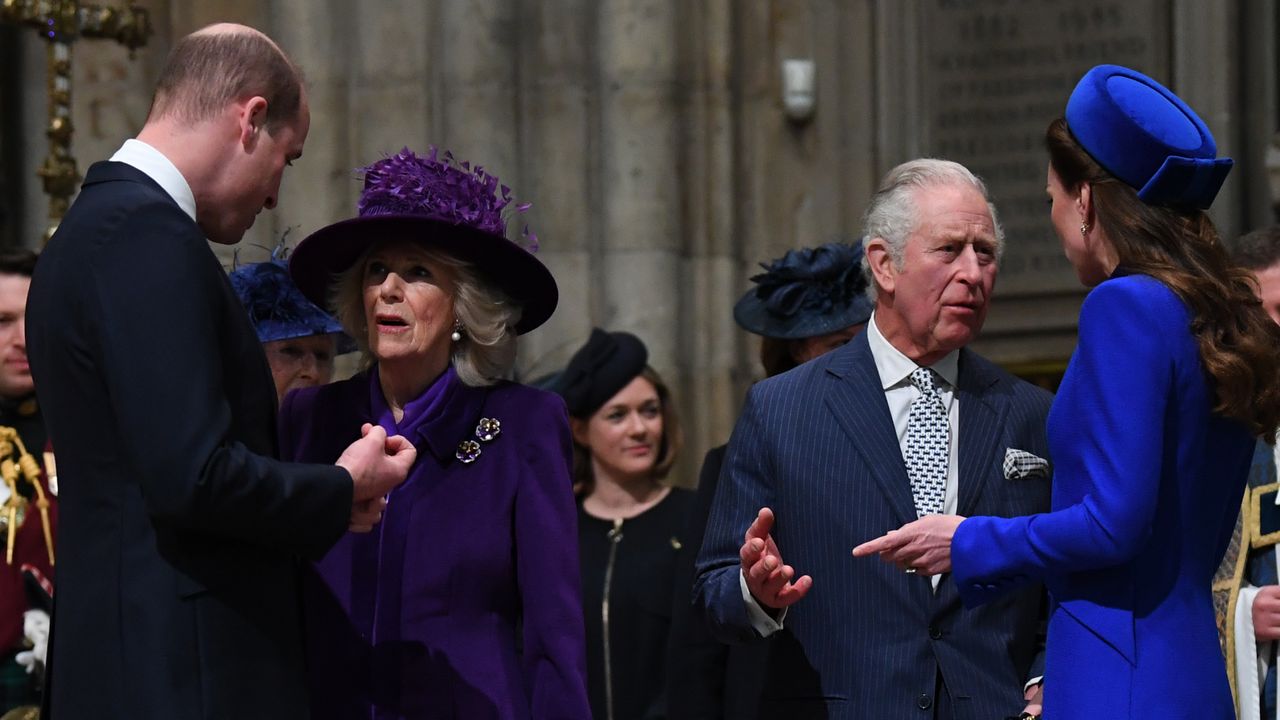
<box><xmin>740</xmin><ymin>241</ymin><xmax>873</xmax><ymax>377</ymax></box>
<box><xmin>553</xmin><ymin>329</ymin><xmax>692</xmax><ymax>720</ymax></box>
<box><xmin>856</xmin><ymin>65</ymin><xmax>1280</xmax><ymax>718</ymax></box>
<box><xmin>228</xmin><ymin>249</ymin><xmax>354</xmax><ymax>406</ymax></box>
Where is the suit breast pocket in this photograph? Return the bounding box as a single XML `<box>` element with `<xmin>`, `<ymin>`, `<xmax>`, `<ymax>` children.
<box><xmin>997</xmin><ymin>473</ymin><xmax>1052</xmax><ymax>517</ymax></box>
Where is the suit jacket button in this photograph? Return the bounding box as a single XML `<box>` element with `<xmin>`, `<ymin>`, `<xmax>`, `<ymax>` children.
<box><xmin>929</xmin><ymin>625</ymin><xmax>943</xmax><ymax>639</ymax></box>
<box><xmin>917</xmin><ymin>693</ymin><xmax>933</xmax><ymax>709</ymax></box>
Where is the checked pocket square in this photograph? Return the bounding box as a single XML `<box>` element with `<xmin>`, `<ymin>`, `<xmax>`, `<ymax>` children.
<box><xmin>1003</xmin><ymin>448</ymin><xmax>1050</xmax><ymax>479</ymax></box>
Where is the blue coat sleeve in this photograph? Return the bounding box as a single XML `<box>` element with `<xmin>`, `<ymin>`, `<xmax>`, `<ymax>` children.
<box><xmin>952</xmin><ymin>279</ymin><xmax>1172</xmax><ymax>603</ymax></box>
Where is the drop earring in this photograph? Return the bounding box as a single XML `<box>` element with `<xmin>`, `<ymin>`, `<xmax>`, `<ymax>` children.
<box><xmin>1079</xmin><ymin>221</ymin><xmax>1090</xmax><ymax>237</ymax></box>
<box><xmin>451</xmin><ymin>320</ymin><xmax>464</xmax><ymax>343</ymax></box>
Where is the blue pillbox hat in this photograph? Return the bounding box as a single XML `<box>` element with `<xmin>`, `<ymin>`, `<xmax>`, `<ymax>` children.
<box><xmin>1065</xmin><ymin>64</ymin><xmax>1232</xmax><ymax>209</ymax></box>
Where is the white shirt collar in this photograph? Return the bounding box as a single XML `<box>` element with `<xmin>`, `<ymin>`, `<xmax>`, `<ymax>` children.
<box><xmin>865</xmin><ymin>311</ymin><xmax>960</xmax><ymax>390</ymax></box>
<box><xmin>108</xmin><ymin>139</ymin><xmax>197</xmax><ymax>223</ymax></box>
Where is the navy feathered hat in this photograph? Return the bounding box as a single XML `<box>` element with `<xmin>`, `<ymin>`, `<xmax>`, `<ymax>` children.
<box><xmin>549</xmin><ymin>329</ymin><xmax>648</xmax><ymax>419</ymax></box>
<box><xmin>229</xmin><ymin>252</ymin><xmax>355</xmax><ymax>352</ymax></box>
<box><xmin>1065</xmin><ymin>64</ymin><xmax>1232</xmax><ymax>209</ymax></box>
<box><xmin>733</xmin><ymin>240</ymin><xmax>874</xmax><ymax>340</ymax></box>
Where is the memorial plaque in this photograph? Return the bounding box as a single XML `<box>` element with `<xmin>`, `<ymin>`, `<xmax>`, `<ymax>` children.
<box><xmin>920</xmin><ymin>0</ymin><xmax>1171</xmax><ymax>298</ymax></box>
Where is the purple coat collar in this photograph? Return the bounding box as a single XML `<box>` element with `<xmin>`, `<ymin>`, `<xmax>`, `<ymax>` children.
<box><xmin>363</xmin><ymin>365</ymin><xmax>490</xmax><ymax>466</ymax></box>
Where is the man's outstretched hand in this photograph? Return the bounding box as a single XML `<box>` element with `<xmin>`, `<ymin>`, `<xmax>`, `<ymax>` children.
<box><xmin>740</xmin><ymin>507</ymin><xmax>812</xmax><ymax>610</ymax></box>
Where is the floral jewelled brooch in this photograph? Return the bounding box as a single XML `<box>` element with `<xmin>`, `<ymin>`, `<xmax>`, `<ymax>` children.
<box><xmin>475</xmin><ymin>417</ymin><xmax>501</xmax><ymax>442</ymax></box>
<box><xmin>455</xmin><ymin>417</ymin><xmax>502</xmax><ymax>464</ymax></box>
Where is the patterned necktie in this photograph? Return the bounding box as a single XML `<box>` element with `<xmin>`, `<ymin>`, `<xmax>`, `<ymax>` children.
<box><xmin>905</xmin><ymin>367</ymin><xmax>948</xmax><ymax>517</ymax></box>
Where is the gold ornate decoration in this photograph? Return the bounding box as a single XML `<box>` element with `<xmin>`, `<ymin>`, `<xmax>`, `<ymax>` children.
<box><xmin>0</xmin><ymin>0</ymin><xmax>152</xmax><ymax>243</ymax></box>
<box><xmin>0</xmin><ymin>426</ymin><xmax>53</xmax><ymax>567</ymax></box>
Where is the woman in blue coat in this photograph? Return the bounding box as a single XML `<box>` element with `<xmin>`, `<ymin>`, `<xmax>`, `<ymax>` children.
<box><xmin>855</xmin><ymin>65</ymin><xmax>1280</xmax><ymax>718</ymax></box>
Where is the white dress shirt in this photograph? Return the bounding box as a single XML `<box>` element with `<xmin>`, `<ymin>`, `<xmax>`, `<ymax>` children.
<box><xmin>109</xmin><ymin>139</ymin><xmax>198</xmax><ymax>223</ymax></box>
<box><xmin>742</xmin><ymin>312</ymin><xmax>961</xmax><ymax>635</ymax></box>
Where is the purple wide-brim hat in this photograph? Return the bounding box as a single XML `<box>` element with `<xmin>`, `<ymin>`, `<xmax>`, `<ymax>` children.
<box><xmin>290</xmin><ymin>215</ymin><xmax>556</xmax><ymax>335</ymax></box>
<box><xmin>289</xmin><ymin>148</ymin><xmax>558</xmax><ymax>335</ymax></box>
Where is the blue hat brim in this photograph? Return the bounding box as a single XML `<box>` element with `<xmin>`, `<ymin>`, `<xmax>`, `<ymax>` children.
<box><xmin>733</xmin><ymin>290</ymin><xmax>874</xmax><ymax>340</ymax></box>
<box><xmin>229</xmin><ymin>260</ymin><xmax>357</xmax><ymax>353</ymax></box>
<box><xmin>289</xmin><ymin>215</ymin><xmax>558</xmax><ymax>336</ymax></box>
<box><xmin>255</xmin><ymin>323</ymin><xmax>357</xmax><ymax>355</ymax></box>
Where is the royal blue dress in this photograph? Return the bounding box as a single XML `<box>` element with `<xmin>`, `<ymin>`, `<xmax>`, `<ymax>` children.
<box><xmin>952</xmin><ymin>272</ymin><xmax>1254</xmax><ymax>719</ymax></box>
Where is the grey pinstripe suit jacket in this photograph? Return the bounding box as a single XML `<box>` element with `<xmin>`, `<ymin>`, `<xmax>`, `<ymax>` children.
<box><xmin>693</xmin><ymin>331</ymin><xmax>1052</xmax><ymax>720</ymax></box>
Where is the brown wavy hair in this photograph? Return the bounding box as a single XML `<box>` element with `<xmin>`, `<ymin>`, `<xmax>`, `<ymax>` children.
<box><xmin>1047</xmin><ymin>118</ymin><xmax>1280</xmax><ymax>438</ymax></box>
<box><xmin>570</xmin><ymin>366</ymin><xmax>684</xmax><ymax>495</ymax></box>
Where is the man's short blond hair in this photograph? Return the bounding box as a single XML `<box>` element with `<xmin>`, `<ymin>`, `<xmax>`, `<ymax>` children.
<box><xmin>148</xmin><ymin>26</ymin><xmax>303</xmax><ymax>131</ymax></box>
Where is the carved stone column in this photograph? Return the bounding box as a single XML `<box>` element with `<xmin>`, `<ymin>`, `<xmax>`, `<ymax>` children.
<box><xmin>596</xmin><ymin>0</ymin><xmax>681</xmax><ymax>373</ymax></box>
<box><xmin>514</xmin><ymin>0</ymin><xmax>596</xmax><ymax>380</ymax></box>
<box><xmin>265</xmin><ymin>0</ymin><xmax>356</xmax><ymax>263</ymax></box>
<box><xmin>676</xmin><ymin>0</ymin><xmax>739</xmax><ymax>468</ymax></box>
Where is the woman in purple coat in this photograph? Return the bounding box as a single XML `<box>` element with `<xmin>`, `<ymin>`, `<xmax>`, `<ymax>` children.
<box><xmin>280</xmin><ymin>147</ymin><xmax>590</xmax><ymax>720</ymax></box>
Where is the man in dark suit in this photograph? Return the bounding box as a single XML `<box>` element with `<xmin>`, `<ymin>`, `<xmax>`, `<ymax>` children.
<box><xmin>693</xmin><ymin>159</ymin><xmax>1052</xmax><ymax>720</ymax></box>
<box><xmin>668</xmin><ymin>241</ymin><xmax>874</xmax><ymax>720</ymax></box>
<box><xmin>25</xmin><ymin>24</ymin><xmax>414</xmax><ymax>719</ymax></box>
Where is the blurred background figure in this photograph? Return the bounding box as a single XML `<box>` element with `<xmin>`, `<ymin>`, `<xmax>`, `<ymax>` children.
<box><xmin>1220</xmin><ymin>225</ymin><xmax>1280</xmax><ymax>720</ymax></box>
<box><xmin>553</xmin><ymin>328</ymin><xmax>692</xmax><ymax>720</ymax></box>
<box><xmin>667</xmin><ymin>240</ymin><xmax>873</xmax><ymax>720</ymax></box>
<box><xmin>228</xmin><ymin>249</ymin><xmax>353</xmax><ymax>405</ymax></box>
<box><xmin>736</xmin><ymin>241</ymin><xmax>875</xmax><ymax>377</ymax></box>
<box><xmin>0</xmin><ymin>249</ymin><xmax>55</xmax><ymax>716</ymax></box>
<box><xmin>0</xmin><ymin>252</ymin><xmax>40</xmax><ymax>454</ymax></box>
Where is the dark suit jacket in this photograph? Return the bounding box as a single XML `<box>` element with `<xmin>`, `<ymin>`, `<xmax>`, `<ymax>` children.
<box><xmin>26</xmin><ymin>161</ymin><xmax>353</xmax><ymax>719</ymax></box>
<box><xmin>666</xmin><ymin>445</ymin><xmax>766</xmax><ymax>720</ymax></box>
<box><xmin>693</xmin><ymin>332</ymin><xmax>1052</xmax><ymax>720</ymax></box>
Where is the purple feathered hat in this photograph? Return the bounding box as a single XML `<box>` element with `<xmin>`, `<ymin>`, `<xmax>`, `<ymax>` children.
<box><xmin>289</xmin><ymin>147</ymin><xmax>558</xmax><ymax>335</ymax></box>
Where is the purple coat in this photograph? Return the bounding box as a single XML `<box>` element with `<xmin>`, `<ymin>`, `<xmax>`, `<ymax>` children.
<box><xmin>279</xmin><ymin>368</ymin><xmax>590</xmax><ymax>720</ymax></box>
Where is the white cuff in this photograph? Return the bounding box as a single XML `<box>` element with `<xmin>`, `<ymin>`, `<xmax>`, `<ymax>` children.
<box><xmin>1236</xmin><ymin>585</ymin><xmax>1265</xmax><ymax>720</ymax></box>
<box><xmin>1023</xmin><ymin>676</ymin><xmax>1043</xmax><ymax>692</ymax></box>
<box><xmin>740</xmin><ymin>569</ymin><xmax>786</xmax><ymax>636</ymax></box>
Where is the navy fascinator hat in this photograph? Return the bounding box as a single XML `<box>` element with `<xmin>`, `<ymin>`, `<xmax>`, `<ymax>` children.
<box><xmin>1065</xmin><ymin>64</ymin><xmax>1232</xmax><ymax>209</ymax></box>
<box><xmin>229</xmin><ymin>253</ymin><xmax>355</xmax><ymax>352</ymax></box>
<box><xmin>733</xmin><ymin>240</ymin><xmax>874</xmax><ymax>340</ymax></box>
<box><xmin>549</xmin><ymin>329</ymin><xmax>648</xmax><ymax>419</ymax></box>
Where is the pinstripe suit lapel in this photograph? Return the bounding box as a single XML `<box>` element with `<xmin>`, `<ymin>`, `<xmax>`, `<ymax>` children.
<box><xmin>822</xmin><ymin>333</ymin><xmax>919</xmax><ymax>527</ymax></box>
<box><xmin>956</xmin><ymin>347</ymin><xmax>1007</xmax><ymax>518</ymax></box>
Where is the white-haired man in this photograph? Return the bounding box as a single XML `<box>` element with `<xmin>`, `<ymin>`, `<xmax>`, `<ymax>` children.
<box><xmin>694</xmin><ymin>159</ymin><xmax>1052</xmax><ymax>720</ymax></box>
